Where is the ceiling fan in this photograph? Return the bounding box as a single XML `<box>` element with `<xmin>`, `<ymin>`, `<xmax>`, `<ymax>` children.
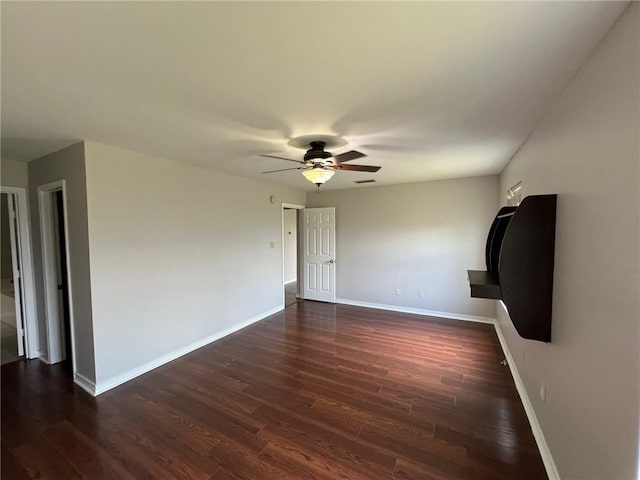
<box><xmin>260</xmin><ymin>141</ymin><xmax>381</xmax><ymax>188</ymax></box>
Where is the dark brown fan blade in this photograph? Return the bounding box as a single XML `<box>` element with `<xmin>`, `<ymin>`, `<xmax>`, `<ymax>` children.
<box><xmin>261</xmin><ymin>167</ymin><xmax>304</xmax><ymax>174</ymax></box>
<box><xmin>333</xmin><ymin>150</ymin><xmax>366</xmax><ymax>163</ymax></box>
<box><xmin>335</xmin><ymin>164</ymin><xmax>381</xmax><ymax>172</ymax></box>
<box><xmin>260</xmin><ymin>154</ymin><xmax>304</xmax><ymax>164</ymax></box>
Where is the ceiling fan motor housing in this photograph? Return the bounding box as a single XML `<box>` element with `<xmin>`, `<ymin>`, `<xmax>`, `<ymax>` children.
<box><xmin>304</xmin><ymin>141</ymin><xmax>333</xmax><ymax>162</ymax></box>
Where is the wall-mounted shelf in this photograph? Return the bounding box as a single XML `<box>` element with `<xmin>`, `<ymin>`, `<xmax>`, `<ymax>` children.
<box><xmin>467</xmin><ymin>194</ymin><xmax>557</xmax><ymax>342</ymax></box>
<box><xmin>467</xmin><ymin>270</ymin><xmax>501</xmax><ymax>299</ymax></box>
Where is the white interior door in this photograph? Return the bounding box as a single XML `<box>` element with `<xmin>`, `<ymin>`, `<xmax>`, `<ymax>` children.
<box><xmin>303</xmin><ymin>207</ymin><xmax>336</xmax><ymax>303</ymax></box>
<box><xmin>7</xmin><ymin>195</ymin><xmax>25</xmax><ymax>357</ymax></box>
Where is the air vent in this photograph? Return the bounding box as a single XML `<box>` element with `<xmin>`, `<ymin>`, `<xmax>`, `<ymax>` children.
<box><xmin>353</xmin><ymin>179</ymin><xmax>377</xmax><ymax>184</ymax></box>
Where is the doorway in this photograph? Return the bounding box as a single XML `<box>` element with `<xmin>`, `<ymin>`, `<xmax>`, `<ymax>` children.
<box><xmin>282</xmin><ymin>203</ymin><xmax>304</xmax><ymax>307</ymax></box>
<box><xmin>38</xmin><ymin>180</ymin><xmax>74</xmax><ymax>371</ymax></box>
<box><xmin>1</xmin><ymin>193</ymin><xmax>25</xmax><ymax>364</ymax></box>
<box><xmin>0</xmin><ymin>186</ymin><xmax>38</xmax><ymax>362</ymax></box>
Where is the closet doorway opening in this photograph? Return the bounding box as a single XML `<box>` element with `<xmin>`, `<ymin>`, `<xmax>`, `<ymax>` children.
<box><xmin>282</xmin><ymin>203</ymin><xmax>304</xmax><ymax>307</ymax></box>
<box><xmin>1</xmin><ymin>193</ymin><xmax>25</xmax><ymax>364</ymax></box>
<box><xmin>38</xmin><ymin>180</ymin><xmax>74</xmax><ymax>373</ymax></box>
<box><xmin>0</xmin><ymin>187</ymin><xmax>37</xmax><ymax>365</ymax></box>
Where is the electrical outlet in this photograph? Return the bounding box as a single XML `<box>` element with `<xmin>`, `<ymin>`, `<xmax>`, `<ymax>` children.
<box><xmin>539</xmin><ymin>382</ymin><xmax>547</xmax><ymax>402</ymax></box>
<box><xmin>395</xmin><ymin>288</ymin><xmax>402</xmax><ymax>295</ymax></box>
<box><xmin>419</xmin><ymin>290</ymin><xmax>425</xmax><ymax>298</ymax></box>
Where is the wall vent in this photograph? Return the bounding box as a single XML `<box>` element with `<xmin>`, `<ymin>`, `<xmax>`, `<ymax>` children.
<box><xmin>353</xmin><ymin>179</ymin><xmax>377</xmax><ymax>184</ymax></box>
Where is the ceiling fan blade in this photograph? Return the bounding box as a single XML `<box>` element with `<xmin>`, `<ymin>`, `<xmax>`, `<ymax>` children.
<box><xmin>335</xmin><ymin>164</ymin><xmax>381</xmax><ymax>172</ymax></box>
<box><xmin>333</xmin><ymin>150</ymin><xmax>366</xmax><ymax>163</ymax></box>
<box><xmin>261</xmin><ymin>167</ymin><xmax>304</xmax><ymax>174</ymax></box>
<box><xmin>260</xmin><ymin>154</ymin><xmax>304</xmax><ymax>164</ymax></box>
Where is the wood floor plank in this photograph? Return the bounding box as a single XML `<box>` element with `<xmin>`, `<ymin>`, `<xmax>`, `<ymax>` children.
<box><xmin>1</xmin><ymin>301</ymin><xmax>547</xmax><ymax>479</ymax></box>
<box><xmin>12</xmin><ymin>436</ymin><xmax>83</xmax><ymax>479</ymax></box>
<box><xmin>257</xmin><ymin>442</ymin><xmax>356</xmax><ymax>480</ymax></box>
<box><xmin>0</xmin><ymin>442</ymin><xmax>31</xmax><ymax>480</ymax></box>
<box><xmin>255</xmin><ymin>413</ymin><xmax>395</xmax><ymax>480</ymax></box>
<box><xmin>41</xmin><ymin>419</ymin><xmax>138</xmax><ymax>480</ymax></box>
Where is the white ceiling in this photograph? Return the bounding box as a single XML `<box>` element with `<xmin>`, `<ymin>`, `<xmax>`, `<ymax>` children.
<box><xmin>1</xmin><ymin>1</ymin><xmax>628</xmax><ymax>191</ymax></box>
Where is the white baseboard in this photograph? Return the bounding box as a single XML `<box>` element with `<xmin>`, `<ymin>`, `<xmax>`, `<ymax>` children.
<box><xmin>27</xmin><ymin>349</ymin><xmax>42</xmax><ymax>360</ymax></box>
<box><xmin>493</xmin><ymin>320</ymin><xmax>560</xmax><ymax>480</ymax></box>
<box><xmin>74</xmin><ymin>372</ymin><xmax>96</xmax><ymax>396</ymax></box>
<box><xmin>284</xmin><ymin>279</ymin><xmax>297</xmax><ymax>286</ymax></box>
<box><xmin>93</xmin><ymin>305</ymin><xmax>284</xmax><ymax>396</ymax></box>
<box><xmin>336</xmin><ymin>298</ymin><xmax>496</xmax><ymax>324</ymax></box>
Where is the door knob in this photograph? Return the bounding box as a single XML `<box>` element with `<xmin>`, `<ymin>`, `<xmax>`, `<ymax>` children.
<box><xmin>329</xmin><ymin>259</ymin><xmax>335</xmax><ymax>264</ymax></box>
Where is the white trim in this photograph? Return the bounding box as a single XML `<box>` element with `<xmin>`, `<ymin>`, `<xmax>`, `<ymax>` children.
<box><xmin>284</xmin><ymin>279</ymin><xmax>297</xmax><ymax>286</ymax></box>
<box><xmin>493</xmin><ymin>316</ymin><xmax>560</xmax><ymax>480</ymax></box>
<box><xmin>38</xmin><ymin>180</ymin><xmax>77</xmax><ymax>374</ymax></box>
<box><xmin>39</xmin><ymin>188</ymin><xmax>58</xmax><ymax>361</ymax></box>
<box><xmin>93</xmin><ymin>305</ymin><xmax>284</xmax><ymax>396</ymax></box>
<box><xmin>336</xmin><ymin>298</ymin><xmax>496</xmax><ymax>324</ymax></box>
<box><xmin>0</xmin><ymin>186</ymin><xmax>39</xmax><ymax>359</ymax></box>
<box><xmin>73</xmin><ymin>372</ymin><xmax>96</xmax><ymax>396</ymax></box>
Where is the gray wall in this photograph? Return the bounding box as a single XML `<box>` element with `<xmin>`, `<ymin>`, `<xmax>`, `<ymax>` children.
<box><xmin>1</xmin><ymin>159</ymin><xmax>29</xmax><ymax>188</ymax></box>
<box><xmin>28</xmin><ymin>143</ymin><xmax>96</xmax><ymax>382</ymax></box>
<box><xmin>83</xmin><ymin>142</ymin><xmax>306</xmax><ymax>385</ymax></box>
<box><xmin>307</xmin><ymin>176</ymin><xmax>499</xmax><ymax>319</ymax></box>
<box><xmin>497</xmin><ymin>4</ymin><xmax>639</xmax><ymax>479</ymax></box>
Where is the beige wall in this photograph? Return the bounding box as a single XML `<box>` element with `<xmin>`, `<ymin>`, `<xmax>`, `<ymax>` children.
<box><xmin>83</xmin><ymin>142</ymin><xmax>306</xmax><ymax>385</ymax></box>
<box><xmin>1</xmin><ymin>159</ymin><xmax>29</xmax><ymax>188</ymax></box>
<box><xmin>28</xmin><ymin>142</ymin><xmax>95</xmax><ymax>382</ymax></box>
<box><xmin>307</xmin><ymin>176</ymin><xmax>499</xmax><ymax>319</ymax></box>
<box><xmin>498</xmin><ymin>5</ymin><xmax>639</xmax><ymax>479</ymax></box>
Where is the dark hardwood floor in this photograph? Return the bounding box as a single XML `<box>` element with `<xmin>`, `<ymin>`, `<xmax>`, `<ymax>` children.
<box><xmin>1</xmin><ymin>301</ymin><xmax>547</xmax><ymax>479</ymax></box>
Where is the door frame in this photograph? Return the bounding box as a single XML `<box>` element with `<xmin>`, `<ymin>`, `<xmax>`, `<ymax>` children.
<box><xmin>281</xmin><ymin>203</ymin><xmax>305</xmax><ymax>307</ymax></box>
<box><xmin>38</xmin><ymin>180</ymin><xmax>76</xmax><ymax>372</ymax></box>
<box><xmin>0</xmin><ymin>186</ymin><xmax>39</xmax><ymax>359</ymax></box>
<box><xmin>6</xmin><ymin>193</ymin><xmax>25</xmax><ymax>357</ymax></box>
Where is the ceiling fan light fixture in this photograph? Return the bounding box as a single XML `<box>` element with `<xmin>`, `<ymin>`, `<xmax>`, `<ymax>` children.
<box><xmin>302</xmin><ymin>167</ymin><xmax>334</xmax><ymax>186</ymax></box>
